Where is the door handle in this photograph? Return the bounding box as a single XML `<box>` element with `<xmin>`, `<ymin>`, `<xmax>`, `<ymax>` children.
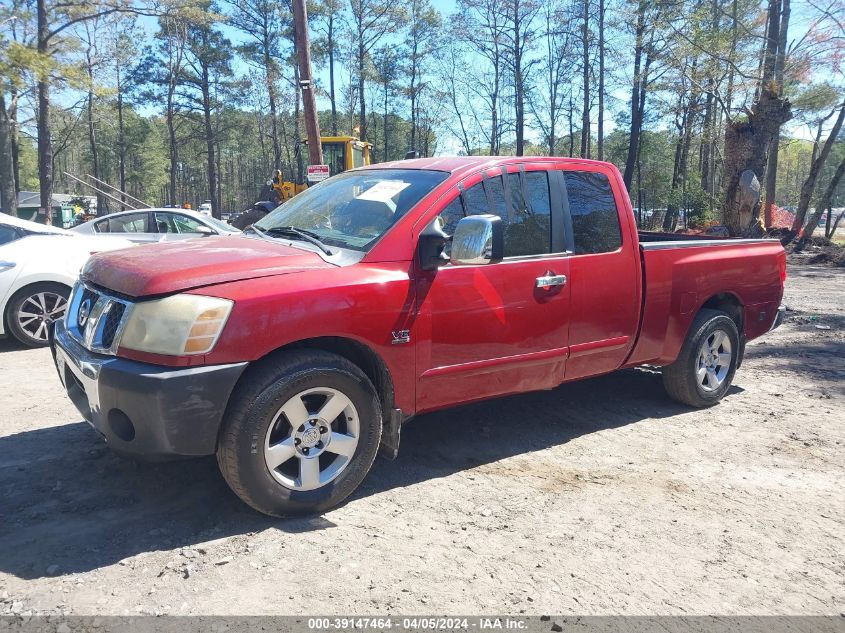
<box><xmin>0</xmin><ymin>261</ymin><xmax>16</xmax><ymax>273</ymax></box>
<box><xmin>535</xmin><ymin>273</ymin><xmax>567</xmax><ymax>289</ymax></box>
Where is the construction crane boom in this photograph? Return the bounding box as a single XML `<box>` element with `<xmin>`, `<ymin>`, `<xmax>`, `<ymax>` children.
<box><xmin>85</xmin><ymin>174</ymin><xmax>150</xmax><ymax>209</ymax></box>
<box><xmin>63</xmin><ymin>172</ymin><xmax>139</xmax><ymax>211</ymax></box>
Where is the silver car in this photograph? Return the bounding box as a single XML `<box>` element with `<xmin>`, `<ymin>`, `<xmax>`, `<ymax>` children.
<box><xmin>71</xmin><ymin>208</ymin><xmax>240</xmax><ymax>244</ymax></box>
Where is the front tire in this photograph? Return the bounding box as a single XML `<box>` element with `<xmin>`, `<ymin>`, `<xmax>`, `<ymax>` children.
<box><xmin>662</xmin><ymin>309</ymin><xmax>740</xmax><ymax>408</ymax></box>
<box><xmin>5</xmin><ymin>283</ymin><xmax>70</xmax><ymax>348</ymax></box>
<box><xmin>217</xmin><ymin>350</ymin><xmax>382</xmax><ymax>516</ymax></box>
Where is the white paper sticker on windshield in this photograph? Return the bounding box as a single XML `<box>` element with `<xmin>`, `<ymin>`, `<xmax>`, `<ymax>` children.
<box><xmin>356</xmin><ymin>181</ymin><xmax>410</xmax><ymax>203</ymax></box>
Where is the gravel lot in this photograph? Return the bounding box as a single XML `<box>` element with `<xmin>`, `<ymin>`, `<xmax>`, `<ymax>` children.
<box><xmin>0</xmin><ymin>261</ymin><xmax>843</xmax><ymax>616</ymax></box>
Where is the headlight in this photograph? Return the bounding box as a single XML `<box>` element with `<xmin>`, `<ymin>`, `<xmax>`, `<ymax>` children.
<box><xmin>119</xmin><ymin>294</ymin><xmax>233</xmax><ymax>356</ymax></box>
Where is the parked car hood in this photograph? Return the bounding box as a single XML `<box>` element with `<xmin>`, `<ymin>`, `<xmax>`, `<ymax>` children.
<box><xmin>81</xmin><ymin>235</ymin><xmax>333</xmax><ymax>298</ymax></box>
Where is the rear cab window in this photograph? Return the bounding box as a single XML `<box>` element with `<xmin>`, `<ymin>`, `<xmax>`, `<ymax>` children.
<box><xmin>563</xmin><ymin>171</ymin><xmax>622</xmax><ymax>254</ymax></box>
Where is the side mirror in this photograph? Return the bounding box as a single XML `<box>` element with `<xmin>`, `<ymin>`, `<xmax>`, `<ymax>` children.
<box><xmin>450</xmin><ymin>215</ymin><xmax>504</xmax><ymax>266</ymax></box>
<box><xmin>196</xmin><ymin>225</ymin><xmax>215</xmax><ymax>237</ymax></box>
<box><xmin>418</xmin><ymin>216</ymin><xmax>450</xmax><ymax>271</ymax></box>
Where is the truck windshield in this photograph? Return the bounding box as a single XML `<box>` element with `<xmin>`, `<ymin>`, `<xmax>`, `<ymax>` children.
<box><xmin>255</xmin><ymin>169</ymin><xmax>448</xmax><ymax>252</ymax></box>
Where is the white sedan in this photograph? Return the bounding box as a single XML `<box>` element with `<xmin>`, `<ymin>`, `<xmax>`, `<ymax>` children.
<box><xmin>70</xmin><ymin>207</ymin><xmax>239</xmax><ymax>243</ymax></box>
<box><xmin>0</xmin><ymin>214</ymin><xmax>133</xmax><ymax>347</ymax></box>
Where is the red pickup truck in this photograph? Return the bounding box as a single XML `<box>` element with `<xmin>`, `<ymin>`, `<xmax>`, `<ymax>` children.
<box><xmin>52</xmin><ymin>157</ymin><xmax>786</xmax><ymax>516</ymax></box>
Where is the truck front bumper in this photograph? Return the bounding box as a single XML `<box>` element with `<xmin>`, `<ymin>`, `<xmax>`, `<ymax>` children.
<box><xmin>51</xmin><ymin>321</ymin><xmax>247</xmax><ymax>458</ymax></box>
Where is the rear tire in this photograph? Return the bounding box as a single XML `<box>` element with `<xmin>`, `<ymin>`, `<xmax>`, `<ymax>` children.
<box><xmin>662</xmin><ymin>309</ymin><xmax>739</xmax><ymax>408</ymax></box>
<box><xmin>5</xmin><ymin>283</ymin><xmax>70</xmax><ymax>348</ymax></box>
<box><xmin>216</xmin><ymin>350</ymin><xmax>382</xmax><ymax>517</ymax></box>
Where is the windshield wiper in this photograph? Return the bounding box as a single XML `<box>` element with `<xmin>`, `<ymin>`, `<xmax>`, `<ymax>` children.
<box><xmin>263</xmin><ymin>226</ymin><xmax>334</xmax><ymax>255</ymax></box>
<box><xmin>244</xmin><ymin>224</ymin><xmax>274</xmax><ymax>241</ymax></box>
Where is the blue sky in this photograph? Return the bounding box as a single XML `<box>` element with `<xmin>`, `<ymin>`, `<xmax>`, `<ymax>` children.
<box><xmin>122</xmin><ymin>0</ymin><xmax>829</xmax><ymax>153</ymax></box>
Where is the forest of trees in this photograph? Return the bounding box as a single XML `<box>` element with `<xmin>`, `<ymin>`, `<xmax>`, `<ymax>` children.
<box><xmin>0</xmin><ymin>0</ymin><xmax>843</xmax><ymax>238</ymax></box>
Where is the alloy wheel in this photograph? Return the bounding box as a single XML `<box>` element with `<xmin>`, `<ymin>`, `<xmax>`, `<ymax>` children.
<box><xmin>696</xmin><ymin>330</ymin><xmax>732</xmax><ymax>392</ymax></box>
<box><xmin>16</xmin><ymin>291</ymin><xmax>68</xmax><ymax>343</ymax></box>
<box><xmin>264</xmin><ymin>387</ymin><xmax>360</xmax><ymax>491</ymax></box>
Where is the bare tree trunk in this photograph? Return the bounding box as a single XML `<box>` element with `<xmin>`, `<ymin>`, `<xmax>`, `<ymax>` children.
<box><xmin>763</xmin><ymin>132</ymin><xmax>781</xmax><ymax>225</ymax></box>
<box><xmin>166</xmin><ymin>104</ymin><xmax>178</xmax><ymax>206</ymax></box>
<box><xmin>700</xmin><ymin>91</ymin><xmax>714</xmax><ymax>194</ymax></box>
<box><xmin>383</xmin><ymin>81</ymin><xmax>389</xmax><ymax>162</ymax></box>
<box><xmin>636</xmin><ymin>143</ymin><xmax>644</xmax><ymax>226</ymax></box>
<box><xmin>328</xmin><ymin>13</ymin><xmax>338</xmax><ymax>135</ymax></box>
<box><xmin>791</xmin><ymin>102</ymin><xmax>845</xmax><ymax>231</ymax></box>
<box><xmin>0</xmin><ymin>92</ymin><xmax>16</xmax><ymax>215</ymax></box>
<box><xmin>596</xmin><ymin>0</ymin><xmax>605</xmax><ymax>160</ymax></box>
<box><xmin>116</xmin><ymin>64</ymin><xmax>127</xmax><ymax>210</ymax></box>
<box><xmin>580</xmin><ymin>0</ymin><xmax>590</xmax><ymax>158</ymax></box>
<box><xmin>491</xmin><ymin>54</ymin><xmax>500</xmax><ymax>155</ymax></box>
<box><xmin>699</xmin><ymin>0</ymin><xmax>719</xmax><ymax>197</ymax></box>
<box><xmin>358</xmin><ymin>38</ymin><xmax>367</xmax><ymax>140</ymax></box>
<box><xmin>797</xmin><ymin>153</ymin><xmax>845</xmax><ymax>248</ymax></box>
<box><xmin>409</xmin><ymin>28</ymin><xmax>418</xmax><ymax>151</ymax></box>
<box><xmin>86</xmin><ymin>47</ymin><xmax>106</xmax><ymax>215</ymax></box>
<box><xmin>725</xmin><ymin>0</ymin><xmax>738</xmax><ymax>112</ymax></box>
<box><xmin>216</xmin><ymin>139</ymin><xmax>222</xmax><ymax>214</ymax></box>
<box><xmin>623</xmin><ymin>0</ymin><xmax>647</xmax><ymax>189</ymax></box>
<box><xmin>279</xmin><ymin>102</ymin><xmax>293</xmax><ymax>171</ymax></box>
<box><xmin>664</xmin><ymin>86</ymin><xmax>698</xmax><ymax>231</ymax></box>
<box><xmin>827</xmin><ymin>212</ymin><xmax>844</xmax><ymax>239</ymax></box>
<box><xmin>264</xmin><ymin>46</ymin><xmax>282</xmax><ymax>170</ymax></box>
<box><xmin>762</xmin><ymin>0</ymin><xmax>789</xmax><ymax>228</ymax></box>
<box><xmin>664</xmin><ymin>118</ymin><xmax>685</xmax><ymax>231</ymax></box>
<box><xmin>9</xmin><ymin>87</ymin><xmax>19</xmax><ymax>195</ymax></box>
<box><xmin>513</xmin><ymin>0</ymin><xmax>525</xmax><ymax>156</ymax></box>
<box><xmin>201</xmin><ymin>63</ymin><xmax>219</xmax><ymax>218</ymax></box>
<box><xmin>545</xmin><ymin>11</ymin><xmax>557</xmax><ymax>156</ymax></box>
<box><xmin>36</xmin><ymin>0</ymin><xmax>53</xmax><ymax>223</ymax></box>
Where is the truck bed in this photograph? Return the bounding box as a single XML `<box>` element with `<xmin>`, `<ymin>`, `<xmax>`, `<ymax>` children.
<box><xmin>625</xmin><ymin>235</ymin><xmax>786</xmax><ymax>368</ymax></box>
<box><xmin>638</xmin><ymin>230</ymin><xmax>774</xmax><ymax>246</ymax></box>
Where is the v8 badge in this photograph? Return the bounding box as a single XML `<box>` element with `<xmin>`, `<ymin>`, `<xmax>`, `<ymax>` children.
<box><xmin>391</xmin><ymin>329</ymin><xmax>411</xmax><ymax>345</ymax></box>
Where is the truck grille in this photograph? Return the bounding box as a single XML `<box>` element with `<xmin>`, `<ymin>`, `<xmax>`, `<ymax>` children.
<box><xmin>101</xmin><ymin>302</ymin><xmax>126</xmax><ymax>349</ymax></box>
<box><xmin>65</xmin><ymin>282</ymin><xmax>133</xmax><ymax>355</ymax></box>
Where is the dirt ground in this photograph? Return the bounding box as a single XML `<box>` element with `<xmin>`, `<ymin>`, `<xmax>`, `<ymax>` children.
<box><xmin>0</xmin><ymin>262</ymin><xmax>843</xmax><ymax>617</ymax></box>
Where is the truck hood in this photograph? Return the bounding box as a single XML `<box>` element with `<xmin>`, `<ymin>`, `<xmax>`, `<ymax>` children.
<box><xmin>81</xmin><ymin>235</ymin><xmax>333</xmax><ymax>298</ymax></box>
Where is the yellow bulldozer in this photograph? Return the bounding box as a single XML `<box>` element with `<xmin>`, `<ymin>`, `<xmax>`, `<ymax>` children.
<box><xmin>270</xmin><ymin>136</ymin><xmax>373</xmax><ymax>202</ymax></box>
<box><xmin>232</xmin><ymin>136</ymin><xmax>372</xmax><ymax>229</ymax></box>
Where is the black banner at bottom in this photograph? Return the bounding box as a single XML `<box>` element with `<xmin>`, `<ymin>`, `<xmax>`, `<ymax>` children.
<box><xmin>0</xmin><ymin>616</ymin><xmax>843</xmax><ymax>633</ymax></box>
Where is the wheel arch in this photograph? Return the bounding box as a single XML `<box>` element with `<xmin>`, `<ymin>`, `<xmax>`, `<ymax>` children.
<box><xmin>699</xmin><ymin>292</ymin><xmax>743</xmax><ymax>331</ymax></box>
<box><xmin>250</xmin><ymin>336</ymin><xmax>396</xmax><ymax>416</ymax></box>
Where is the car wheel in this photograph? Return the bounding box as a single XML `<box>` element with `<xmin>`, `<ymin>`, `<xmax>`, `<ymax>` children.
<box><xmin>662</xmin><ymin>309</ymin><xmax>740</xmax><ymax>408</ymax></box>
<box><xmin>5</xmin><ymin>283</ymin><xmax>70</xmax><ymax>348</ymax></box>
<box><xmin>217</xmin><ymin>350</ymin><xmax>383</xmax><ymax>517</ymax></box>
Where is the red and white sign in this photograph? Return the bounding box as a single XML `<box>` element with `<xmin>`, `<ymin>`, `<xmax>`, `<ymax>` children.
<box><xmin>307</xmin><ymin>164</ymin><xmax>330</xmax><ymax>183</ymax></box>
